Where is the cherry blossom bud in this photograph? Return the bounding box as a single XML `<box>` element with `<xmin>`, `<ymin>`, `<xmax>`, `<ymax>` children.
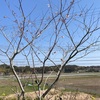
<box><xmin>47</xmin><ymin>4</ymin><xmax>50</xmax><ymax>8</ymax></box>
<box><xmin>3</xmin><ymin>16</ymin><xmax>7</xmax><ymax>18</ymax></box>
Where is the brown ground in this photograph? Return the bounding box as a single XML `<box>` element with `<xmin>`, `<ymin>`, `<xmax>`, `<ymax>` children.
<box><xmin>3</xmin><ymin>89</ymin><xmax>100</xmax><ymax>100</ymax></box>
<box><xmin>48</xmin><ymin>75</ymin><xmax>100</xmax><ymax>96</ymax></box>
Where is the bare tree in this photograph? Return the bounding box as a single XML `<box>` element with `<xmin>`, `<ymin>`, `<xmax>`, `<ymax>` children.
<box><xmin>0</xmin><ymin>0</ymin><xmax>100</xmax><ymax>99</ymax></box>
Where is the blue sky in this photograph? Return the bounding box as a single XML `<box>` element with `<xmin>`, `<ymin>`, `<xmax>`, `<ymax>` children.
<box><xmin>0</xmin><ymin>0</ymin><xmax>100</xmax><ymax>67</ymax></box>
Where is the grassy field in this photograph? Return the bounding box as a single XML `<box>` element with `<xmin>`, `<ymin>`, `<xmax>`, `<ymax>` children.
<box><xmin>53</xmin><ymin>73</ymin><xmax>100</xmax><ymax>97</ymax></box>
<box><xmin>0</xmin><ymin>72</ymin><xmax>100</xmax><ymax>97</ymax></box>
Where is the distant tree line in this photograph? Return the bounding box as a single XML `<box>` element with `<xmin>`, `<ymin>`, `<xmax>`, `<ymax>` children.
<box><xmin>0</xmin><ymin>64</ymin><xmax>100</xmax><ymax>75</ymax></box>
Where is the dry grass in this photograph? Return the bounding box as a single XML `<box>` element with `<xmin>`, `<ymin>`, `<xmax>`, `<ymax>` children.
<box><xmin>1</xmin><ymin>89</ymin><xmax>99</xmax><ymax>100</ymax></box>
<box><xmin>48</xmin><ymin>75</ymin><xmax>100</xmax><ymax>97</ymax></box>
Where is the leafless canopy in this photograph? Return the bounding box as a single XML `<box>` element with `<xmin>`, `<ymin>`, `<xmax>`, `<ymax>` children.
<box><xmin>0</xmin><ymin>0</ymin><xmax>100</xmax><ymax>99</ymax></box>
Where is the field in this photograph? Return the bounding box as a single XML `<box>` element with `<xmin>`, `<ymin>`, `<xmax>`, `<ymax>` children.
<box><xmin>0</xmin><ymin>72</ymin><xmax>100</xmax><ymax>98</ymax></box>
<box><xmin>54</xmin><ymin>73</ymin><xmax>100</xmax><ymax>97</ymax></box>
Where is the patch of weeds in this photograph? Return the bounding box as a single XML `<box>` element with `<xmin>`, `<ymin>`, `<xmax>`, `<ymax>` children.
<box><xmin>91</xmin><ymin>96</ymin><xmax>96</xmax><ymax>100</ymax></box>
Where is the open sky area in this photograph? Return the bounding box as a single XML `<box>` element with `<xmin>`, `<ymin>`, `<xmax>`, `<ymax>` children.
<box><xmin>0</xmin><ymin>0</ymin><xmax>100</xmax><ymax>67</ymax></box>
